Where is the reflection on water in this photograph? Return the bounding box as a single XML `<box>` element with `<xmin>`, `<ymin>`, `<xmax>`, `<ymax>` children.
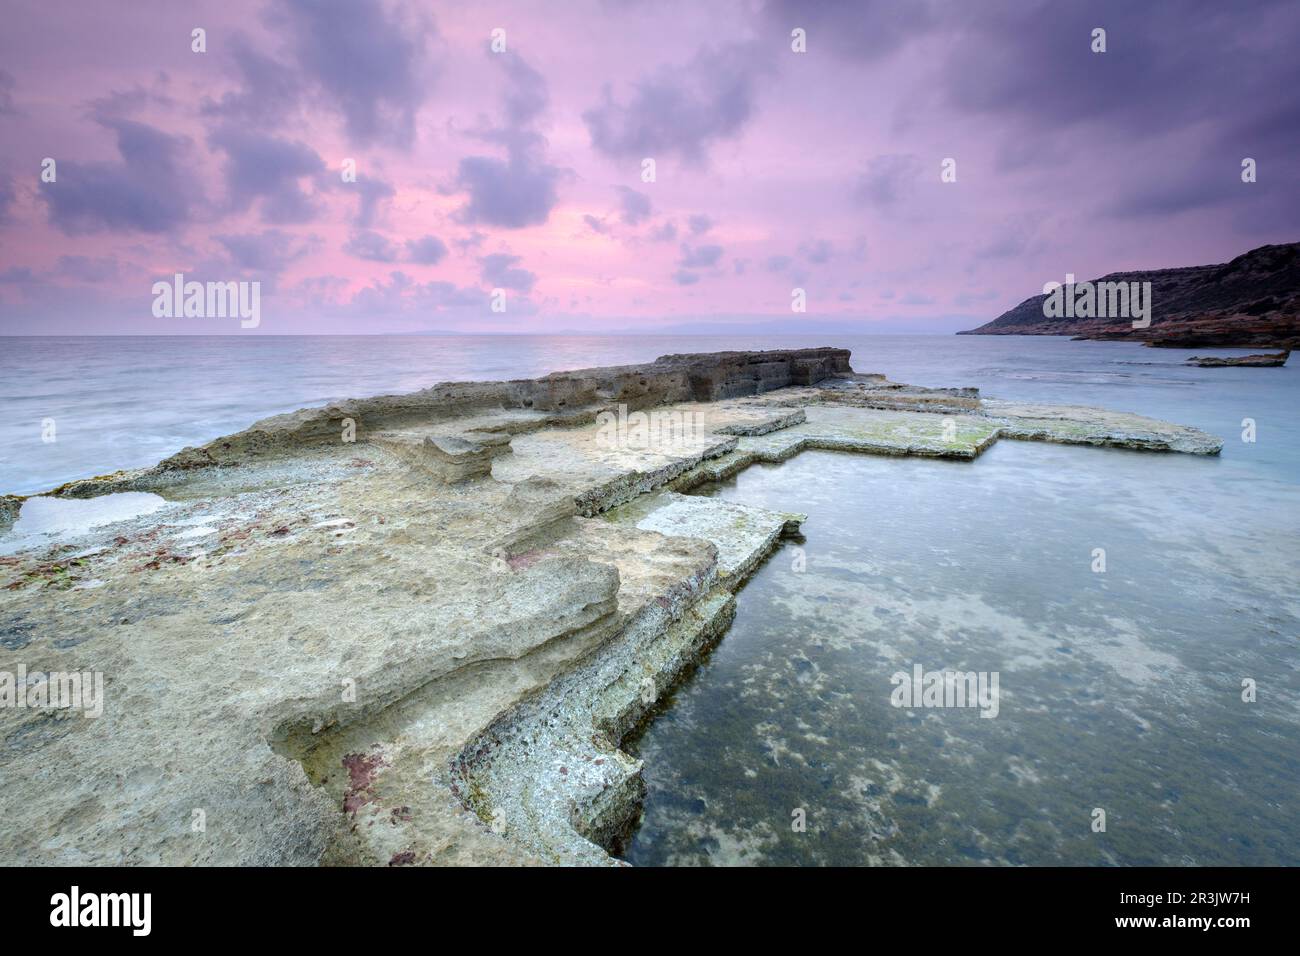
<box><xmin>2</xmin><ymin>493</ymin><xmax>168</xmax><ymax>555</ymax></box>
<box><xmin>622</xmin><ymin>445</ymin><xmax>1300</xmax><ymax>866</ymax></box>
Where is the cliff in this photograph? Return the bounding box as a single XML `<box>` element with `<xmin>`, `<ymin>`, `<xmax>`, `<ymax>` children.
<box><xmin>959</xmin><ymin>242</ymin><xmax>1300</xmax><ymax>348</ymax></box>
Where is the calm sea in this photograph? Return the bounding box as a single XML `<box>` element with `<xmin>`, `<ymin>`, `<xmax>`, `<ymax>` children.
<box><xmin>3</xmin><ymin>333</ymin><xmax>1297</xmax><ymax>494</ymax></box>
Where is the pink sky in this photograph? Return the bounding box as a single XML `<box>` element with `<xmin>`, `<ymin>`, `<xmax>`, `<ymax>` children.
<box><xmin>0</xmin><ymin>0</ymin><xmax>1296</xmax><ymax>334</ymax></box>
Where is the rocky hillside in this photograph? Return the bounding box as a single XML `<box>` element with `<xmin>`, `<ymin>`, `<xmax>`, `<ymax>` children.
<box><xmin>959</xmin><ymin>242</ymin><xmax>1300</xmax><ymax>348</ymax></box>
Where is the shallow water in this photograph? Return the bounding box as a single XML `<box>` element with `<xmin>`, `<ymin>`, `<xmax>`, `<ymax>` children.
<box><xmin>622</xmin><ymin>446</ymin><xmax>1300</xmax><ymax>866</ymax></box>
<box><xmin>0</xmin><ymin>492</ymin><xmax>169</xmax><ymax>556</ymax></box>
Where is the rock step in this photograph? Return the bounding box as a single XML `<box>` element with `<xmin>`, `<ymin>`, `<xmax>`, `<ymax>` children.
<box><xmin>451</xmin><ymin>495</ymin><xmax>803</xmax><ymax>864</ymax></box>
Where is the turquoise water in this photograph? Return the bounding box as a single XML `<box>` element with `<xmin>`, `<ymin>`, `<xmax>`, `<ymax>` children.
<box><xmin>2</xmin><ymin>334</ymin><xmax>1296</xmax><ymax>494</ymax></box>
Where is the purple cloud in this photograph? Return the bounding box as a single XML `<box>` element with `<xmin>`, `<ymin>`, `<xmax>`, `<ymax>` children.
<box><xmin>764</xmin><ymin>0</ymin><xmax>933</xmax><ymax>62</ymax></box>
<box><xmin>0</xmin><ymin>170</ymin><xmax>13</xmax><ymax>222</ymax></box>
<box><xmin>799</xmin><ymin>239</ymin><xmax>834</xmax><ymax>263</ymax></box>
<box><xmin>201</xmin><ymin>33</ymin><xmax>303</xmax><ymax>126</ymax></box>
<box><xmin>454</xmin><ymin>54</ymin><xmax>564</xmax><ymax>228</ymax></box>
<box><xmin>583</xmin><ymin>42</ymin><xmax>769</xmax><ymax>164</ymax></box>
<box><xmin>617</xmin><ymin>186</ymin><xmax>652</xmax><ymax>225</ymax></box>
<box><xmin>853</xmin><ymin>154</ymin><xmax>921</xmax><ymax>211</ymax></box>
<box><xmin>678</xmin><ymin>243</ymin><xmax>724</xmax><ymax>269</ymax></box>
<box><xmin>479</xmin><ymin>252</ymin><xmax>535</xmax><ymax>292</ymax></box>
<box><xmin>649</xmin><ymin>221</ymin><xmax>677</xmax><ymax>242</ymax></box>
<box><xmin>40</xmin><ymin>117</ymin><xmax>196</xmax><ymax>234</ymax></box>
<box><xmin>209</xmin><ymin>126</ymin><xmax>324</xmax><ymax>224</ymax></box>
<box><xmin>275</xmin><ymin>0</ymin><xmax>429</xmax><ymax>147</ymax></box>
<box><xmin>344</xmin><ymin>229</ymin><xmax>400</xmax><ymax>262</ymax></box>
<box><xmin>405</xmin><ymin>234</ymin><xmax>448</xmax><ymax>264</ymax></box>
<box><xmin>218</xmin><ymin>230</ymin><xmax>315</xmax><ymax>274</ymax></box>
<box><xmin>54</xmin><ymin>255</ymin><xmax>119</xmax><ymax>282</ymax></box>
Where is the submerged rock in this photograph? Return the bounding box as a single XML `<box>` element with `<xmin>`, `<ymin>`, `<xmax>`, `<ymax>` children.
<box><xmin>1186</xmin><ymin>350</ymin><xmax>1290</xmax><ymax>367</ymax></box>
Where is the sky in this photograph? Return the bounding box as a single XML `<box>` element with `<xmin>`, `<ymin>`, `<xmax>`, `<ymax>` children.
<box><xmin>0</xmin><ymin>0</ymin><xmax>1297</xmax><ymax>334</ymax></box>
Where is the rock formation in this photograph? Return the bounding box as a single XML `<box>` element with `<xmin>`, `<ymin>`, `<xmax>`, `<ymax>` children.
<box><xmin>1186</xmin><ymin>350</ymin><xmax>1290</xmax><ymax>367</ymax></box>
<box><xmin>959</xmin><ymin>242</ymin><xmax>1300</xmax><ymax>348</ymax></box>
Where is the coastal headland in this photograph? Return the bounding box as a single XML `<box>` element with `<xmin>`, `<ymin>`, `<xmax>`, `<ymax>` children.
<box><xmin>959</xmin><ymin>242</ymin><xmax>1300</xmax><ymax>349</ymax></box>
<box><xmin>0</xmin><ymin>349</ymin><xmax>1223</xmax><ymax>866</ymax></box>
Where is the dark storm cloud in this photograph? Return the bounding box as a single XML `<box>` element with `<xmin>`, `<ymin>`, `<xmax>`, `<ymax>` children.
<box><xmin>209</xmin><ymin>126</ymin><xmax>324</xmax><ymax>224</ymax></box>
<box><xmin>583</xmin><ymin>42</ymin><xmax>770</xmax><ymax>164</ymax></box>
<box><xmin>274</xmin><ymin>0</ymin><xmax>429</xmax><ymax>147</ymax></box>
<box><xmin>479</xmin><ymin>253</ymin><xmax>536</xmax><ymax>292</ymax></box>
<box><xmin>40</xmin><ymin>117</ymin><xmax>195</xmax><ymax>235</ymax></box>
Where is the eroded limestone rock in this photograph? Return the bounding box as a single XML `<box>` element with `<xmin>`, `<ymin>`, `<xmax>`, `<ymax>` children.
<box><xmin>0</xmin><ymin>496</ymin><xmax>21</xmax><ymax>535</ymax></box>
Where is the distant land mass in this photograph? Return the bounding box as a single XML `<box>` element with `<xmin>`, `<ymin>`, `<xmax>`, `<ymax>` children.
<box><xmin>959</xmin><ymin>242</ymin><xmax>1300</xmax><ymax>348</ymax></box>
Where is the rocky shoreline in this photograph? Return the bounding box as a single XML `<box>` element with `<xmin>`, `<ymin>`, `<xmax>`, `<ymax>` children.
<box><xmin>959</xmin><ymin>242</ymin><xmax>1300</xmax><ymax>349</ymax></box>
<box><xmin>0</xmin><ymin>349</ymin><xmax>1224</xmax><ymax>865</ymax></box>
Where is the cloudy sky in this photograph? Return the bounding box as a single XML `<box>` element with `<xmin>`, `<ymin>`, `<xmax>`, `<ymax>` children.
<box><xmin>0</xmin><ymin>0</ymin><xmax>1297</xmax><ymax>334</ymax></box>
